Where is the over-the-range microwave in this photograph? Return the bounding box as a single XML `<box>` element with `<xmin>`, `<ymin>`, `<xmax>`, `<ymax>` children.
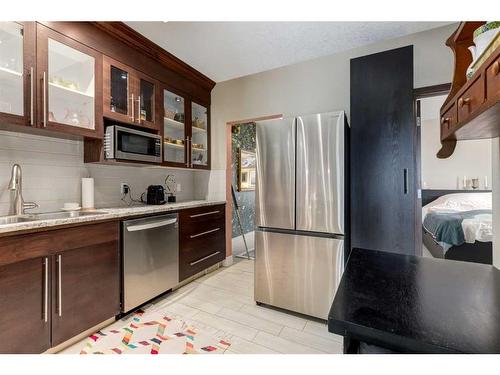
<box><xmin>104</xmin><ymin>125</ymin><xmax>162</xmax><ymax>163</ymax></box>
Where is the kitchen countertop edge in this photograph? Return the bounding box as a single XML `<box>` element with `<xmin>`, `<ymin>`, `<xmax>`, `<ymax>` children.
<box><xmin>0</xmin><ymin>200</ymin><xmax>226</xmax><ymax>236</ymax></box>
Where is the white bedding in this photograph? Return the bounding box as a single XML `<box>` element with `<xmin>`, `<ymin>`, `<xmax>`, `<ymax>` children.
<box><xmin>422</xmin><ymin>192</ymin><xmax>493</xmax><ymax>245</ymax></box>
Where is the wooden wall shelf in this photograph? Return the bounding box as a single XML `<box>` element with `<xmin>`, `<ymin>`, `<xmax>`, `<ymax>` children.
<box><xmin>438</xmin><ymin>21</ymin><xmax>500</xmax><ymax>159</ymax></box>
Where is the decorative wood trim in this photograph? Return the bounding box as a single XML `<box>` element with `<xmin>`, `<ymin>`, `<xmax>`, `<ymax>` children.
<box><xmin>437</xmin><ymin>139</ymin><xmax>457</xmax><ymax>159</ymax></box>
<box><xmin>414</xmin><ymin>83</ymin><xmax>451</xmax><ymax>99</ymax></box>
<box><xmin>92</xmin><ymin>22</ymin><xmax>216</xmax><ymax>92</ymax></box>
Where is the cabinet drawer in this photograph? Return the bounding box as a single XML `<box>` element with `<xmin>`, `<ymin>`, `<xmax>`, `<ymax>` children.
<box><xmin>486</xmin><ymin>57</ymin><xmax>500</xmax><ymax>102</ymax></box>
<box><xmin>457</xmin><ymin>77</ymin><xmax>485</xmax><ymax>123</ymax></box>
<box><xmin>180</xmin><ymin>204</ymin><xmax>225</xmax><ymax>236</ymax></box>
<box><xmin>440</xmin><ymin>104</ymin><xmax>456</xmax><ymax>138</ymax></box>
<box><xmin>179</xmin><ymin>247</ymin><xmax>225</xmax><ymax>281</ymax></box>
<box><xmin>181</xmin><ymin>227</ymin><xmax>225</xmax><ymax>262</ymax></box>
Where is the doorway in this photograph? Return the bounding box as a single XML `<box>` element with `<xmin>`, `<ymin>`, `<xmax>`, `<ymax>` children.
<box><xmin>231</xmin><ymin>122</ymin><xmax>256</xmax><ymax>259</ymax></box>
<box><xmin>416</xmin><ymin>86</ymin><xmax>493</xmax><ymax>264</ymax></box>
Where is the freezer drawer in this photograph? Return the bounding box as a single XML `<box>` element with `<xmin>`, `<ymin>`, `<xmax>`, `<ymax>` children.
<box><xmin>254</xmin><ymin>230</ymin><xmax>344</xmax><ymax>320</ymax></box>
<box><xmin>296</xmin><ymin>111</ymin><xmax>345</xmax><ymax>234</ymax></box>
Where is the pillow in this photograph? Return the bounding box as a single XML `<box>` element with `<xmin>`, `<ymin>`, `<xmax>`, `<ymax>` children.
<box><xmin>427</xmin><ymin>193</ymin><xmax>492</xmax><ymax>212</ymax></box>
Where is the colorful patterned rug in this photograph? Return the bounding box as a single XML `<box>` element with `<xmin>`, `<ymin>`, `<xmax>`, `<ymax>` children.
<box><xmin>80</xmin><ymin>310</ymin><xmax>231</xmax><ymax>354</ymax></box>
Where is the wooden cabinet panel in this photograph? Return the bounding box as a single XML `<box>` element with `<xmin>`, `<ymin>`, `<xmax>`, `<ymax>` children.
<box><xmin>350</xmin><ymin>46</ymin><xmax>417</xmax><ymax>255</ymax></box>
<box><xmin>457</xmin><ymin>76</ymin><xmax>485</xmax><ymax>124</ymax></box>
<box><xmin>486</xmin><ymin>58</ymin><xmax>500</xmax><ymax>102</ymax></box>
<box><xmin>0</xmin><ymin>221</ymin><xmax>119</xmax><ymax>266</ymax></box>
<box><xmin>0</xmin><ymin>221</ymin><xmax>120</xmax><ymax>352</ymax></box>
<box><xmin>0</xmin><ymin>257</ymin><xmax>50</xmax><ymax>353</ymax></box>
<box><xmin>0</xmin><ymin>22</ymin><xmax>36</xmax><ymax>128</ymax></box>
<box><xmin>103</xmin><ymin>55</ymin><xmax>159</xmax><ymax>131</ymax></box>
<box><xmin>179</xmin><ymin>204</ymin><xmax>226</xmax><ymax>281</ymax></box>
<box><xmin>36</xmin><ymin>24</ymin><xmax>103</xmax><ymax>139</ymax></box>
<box><xmin>51</xmin><ymin>240</ymin><xmax>120</xmax><ymax>346</ymax></box>
<box><xmin>441</xmin><ymin>104</ymin><xmax>457</xmax><ymax>138</ymax></box>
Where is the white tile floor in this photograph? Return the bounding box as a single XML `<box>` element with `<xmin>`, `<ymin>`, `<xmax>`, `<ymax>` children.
<box><xmin>60</xmin><ymin>258</ymin><xmax>343</xmax><ymax>354</ymax></box>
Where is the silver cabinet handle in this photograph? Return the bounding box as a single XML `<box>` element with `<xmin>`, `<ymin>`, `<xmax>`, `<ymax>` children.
<box><xmin>136</xmin><ymin>95</ymin><xmax>141</xmax><ymax>123</ymax></box>
<box><xmin>190</xmin><ymin>227</ymin><xmax>220</xmax><ymax>239</ymax></box>
<box><xmin>186</xmin><ymin>136</ymin><xmax>190</xmax><ymax>167</ymax></box>
<box><xmin>30</xmin><ymin>66</ymin><xmax>34</xmax><ymax>126</ymax></box>
<box><xmin>43</xmin><ymin>257</ymin><xmax>48</xmax><ymax>323</ymax></box>
<box><xmin>189</xmin><ymin>210</ymin><xmax>220</xmax><ymax>218</ymax></box>
<box><xmin>189</xmin><ymin>137</ymin><xmax>193</xmax><ymax>167</ymax></box>
<box><xmin>403</xmin><ymin>168</ymin><xmax>408</xmax><ymax>195</ymax></box>
<box><xmin>57</xmin><ymin>254</ymin><xmax>62</xmax><ymax>317</ymax></box>
<box><xmin>126</xmin><ymin>218</ymin><xmax>177</xmax><ymax>232</ymax></box>
<box><xmin>42</xmin><ymin>72</ymin><xmax>47</xmax><ymax>127</ymax></box>
<box><xmin>190</xmin><ymin>251</ymin><xmax>221</xmax><ymax>266</ymax></box>
<box><xmin>130</xmin><ymin>93</ymin><xmax>134</xmax><ymax>121</ymax></box>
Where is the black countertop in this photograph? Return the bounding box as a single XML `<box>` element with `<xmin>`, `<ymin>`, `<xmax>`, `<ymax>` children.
<box><xmin>328</xmin><ymin>248</ymin><xmax>500</xmax><ymax>353</ymax></box>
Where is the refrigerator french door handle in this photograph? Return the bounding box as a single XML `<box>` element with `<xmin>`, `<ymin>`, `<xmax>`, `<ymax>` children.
<box><xmin>404</xmin><ymin>168</ymin><xmax>409</xmax><ymax>195</ymax></box>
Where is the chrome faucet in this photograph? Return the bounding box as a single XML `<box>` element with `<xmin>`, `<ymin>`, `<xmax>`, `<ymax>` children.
<box><xmin>8</xmin><ymin>164</ymin><xmax>39</xmax><ymax>215</ymax></box>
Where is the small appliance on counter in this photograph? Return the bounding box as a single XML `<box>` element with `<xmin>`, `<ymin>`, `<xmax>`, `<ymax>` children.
<box><xmin>165</xmin><ymin>174</ymin><xmax>177</xmax><ymax>203</ymax></box>
<box><xmin>146</xmin><ymin>185</ymin><xmax>166</xmax><ymax>205</ymax></box>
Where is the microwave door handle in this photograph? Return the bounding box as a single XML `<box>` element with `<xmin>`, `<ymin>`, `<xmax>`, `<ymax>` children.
<box><xmin>126</xmin><ymin>218</ymin><xmax>177</xmax><ymax>232</ymax></box>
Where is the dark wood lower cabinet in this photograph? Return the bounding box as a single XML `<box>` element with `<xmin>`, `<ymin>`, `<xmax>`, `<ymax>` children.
<box><xmin>0</xmin><ymin>222</ymin><xmax>120</xmax><ymax>353</ymax></box>
<box><xmin>0</xmin><ymin>257</ymin><xmax>51</xmax><ymax>354</ymax></box>
<box><xmin>179</xmin><ymin>204</ymin><xmax>226</xmax><ymax>281</ymax></box>
<box><xmin>51</xmin><ymin>240</ymin><xmax>120</xmax><ymax>346</ymax></box>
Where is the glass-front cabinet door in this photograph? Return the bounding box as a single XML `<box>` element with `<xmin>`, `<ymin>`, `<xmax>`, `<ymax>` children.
<box><xmin>103</xmin><ymin>57</ymin><xmax>132</xmax><ymax>125</ymax></box>
<box><xmin>191</xmin><ymin>101</ymin><xmax>209</xmax><ymax>168</ymax></box>
<box><xmin>163</xmin><ymin>88</ymin><xmax>187</xmax><ymax>166</ymax></box>
<box><xmin>37</xmin><ymin>24</ymin><xmax>102</xmax><ymax>137</ymax></box>
<box><xmin>137</xmin><ymin>76</ymin><xmax>156</xmax><ymax>128</ymax></box>
<box><xmin>0</xmin><ymin>22</ymin><xmax>35</xmax><ymax>126</ymax></box>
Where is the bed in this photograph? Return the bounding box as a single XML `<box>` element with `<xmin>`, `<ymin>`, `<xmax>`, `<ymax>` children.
<box><xmin>421</xmin><ymin>190</ymin><xmax>492</xmax><ymax>265</ymax></box>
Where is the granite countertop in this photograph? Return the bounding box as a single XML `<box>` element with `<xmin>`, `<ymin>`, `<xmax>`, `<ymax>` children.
<box><xmin>0</xmin><ymin>200</ymin><xmax>226</xmax><ymax>235</ymax></box>
<box><xmin>328</xmin><ymin>248</ymin><xmax>500</xmax><ymax>353</ymax></box>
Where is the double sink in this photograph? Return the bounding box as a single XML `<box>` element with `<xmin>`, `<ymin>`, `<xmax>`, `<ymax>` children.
<box><xmin>0</xmin><ymin>211</ymin><xmax>107</xmax><ymax>225</ymax></box>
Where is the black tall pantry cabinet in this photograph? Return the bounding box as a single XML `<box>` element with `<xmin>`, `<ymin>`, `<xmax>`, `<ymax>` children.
<box><xmin>350</xmin><ymin>46</ymin><xmax>418</xmax><ymax>256</ymax></box>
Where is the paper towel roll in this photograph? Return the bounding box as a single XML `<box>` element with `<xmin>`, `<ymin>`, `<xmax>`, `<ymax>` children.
<box><xmin>82</xmin><ymin>178</ymin><xmax>94</xmax><ymax>210</ymax></box>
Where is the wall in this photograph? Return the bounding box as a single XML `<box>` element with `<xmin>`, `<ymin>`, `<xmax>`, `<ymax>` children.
<box><xmin>0</xmin><ymin>129</ymin><xmax>206</xmax><ymax>216</ymax></box>
<box><xmin>493</xmin><ymin>139</ymin><xmax>500</xmax><ymax>269</ymax></box>
<box><xmin>231</xmin><ymin>123</ymin><xmax>256</xmax><ymax>237</ymax></box>
<box><xmin>420</xmin><ymin>95</ymin><xmax>492</xmax><ymax>190</ymax></box>
<box><xmin>211</xmin><ymin>24</ymin><xmax>459</xmax><ymax>172</ymax></box>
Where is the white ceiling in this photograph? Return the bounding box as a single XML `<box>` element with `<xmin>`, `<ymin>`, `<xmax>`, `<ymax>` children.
<box><xmin>126</xmin><ymin>22</ymin><xmax>451</xmax><ymax>82</ymax></box>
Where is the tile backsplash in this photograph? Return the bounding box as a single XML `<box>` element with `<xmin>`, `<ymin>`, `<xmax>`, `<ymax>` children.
<box><xmin>0</xmin><ymin>129</ymin><xmax>223</xmax><ymax>216</ymax></box>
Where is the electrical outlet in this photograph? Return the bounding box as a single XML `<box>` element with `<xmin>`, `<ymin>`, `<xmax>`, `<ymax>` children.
<box><xmin>176</xmin><ymin>183</ymin><xmax>182</xmax><ymax>192</ymax></box>
<box><xmin>121</xmin><ymin>183</ymin><xmax>130</xmax><ymax>195</ymax></box>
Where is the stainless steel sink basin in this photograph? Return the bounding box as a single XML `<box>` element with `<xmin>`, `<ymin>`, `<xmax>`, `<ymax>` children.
<box><xmin>0</xmin><ymin>215</ymin><xmax>37</xmax><ymax>225</ymax></box>
<box><xmin>32</xmin><ymin>211</ymin><xmax>108</xmax><ymax>220</ymax></box>
<box><xmin>0</xmin><ymin>211</ymin><xmax>107</xmax><ymax>225</ymax></box>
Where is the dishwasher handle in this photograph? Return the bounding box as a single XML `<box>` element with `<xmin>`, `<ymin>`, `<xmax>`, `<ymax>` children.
<box><xmin>126</xmin><ymin>218</ymin><xmax>177</xmax><ymax>232</ymax></box>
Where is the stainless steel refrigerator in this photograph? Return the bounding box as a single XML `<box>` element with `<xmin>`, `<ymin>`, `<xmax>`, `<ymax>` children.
<box><xmin>254</xmin><ymin>111</ymin><xmax>347</xmax><ymax>320</ymax></box>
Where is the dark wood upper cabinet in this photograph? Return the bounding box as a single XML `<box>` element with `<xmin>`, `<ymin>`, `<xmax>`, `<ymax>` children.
<box><xmin>103</xmin><ymin>55</ymin><xmax>160</xmax><ymax>131</ymax></box>
<box><xmin>0</xmin><ymin>21</ymin><xmax>214</xmax><ymax>169</ymax></box>
<box><xmin>162</xmin><ymin>84</ymin><xmax>189</xmax><ymax>168</ymax></box>
<box><xmin>0</xmin><ymin>256</ymin><xmax>51</xmax><ymax>354</ymax></box>
<box><xmin>0</xmin><ymin>22</ymin><xmax>36</xmax><ymax>128</ymax></box>
<box><xmin>161</xmin><ymin>84</ymin><xmax>211</xmax><ymax>170</ymax></box>
<box><xmin>190</xmin><ymin>100</ymin><xmax>210</xmax><ymax>169</ymax></box>
<box><xmin>438</xmin><ymin>22</ymin><xmax>500</xmax><ymax>158</ymax></box>
<box><xmin>36</xmin><ymin>23</ymin><xmax>103</xmax><ymax>139</ymax></box>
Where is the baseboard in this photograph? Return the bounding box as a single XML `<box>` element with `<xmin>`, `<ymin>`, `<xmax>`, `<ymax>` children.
<box><xmin>222</xmin><ymin>255</ymin><xmax>234</xmax><ymax>267</ymax></box>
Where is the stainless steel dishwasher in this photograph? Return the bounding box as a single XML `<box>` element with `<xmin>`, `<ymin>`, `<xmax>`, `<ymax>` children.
<box><xmin>122</xmin><ymin>213</ymin><xmax>179</xmax><ymax>312</ymax></box>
